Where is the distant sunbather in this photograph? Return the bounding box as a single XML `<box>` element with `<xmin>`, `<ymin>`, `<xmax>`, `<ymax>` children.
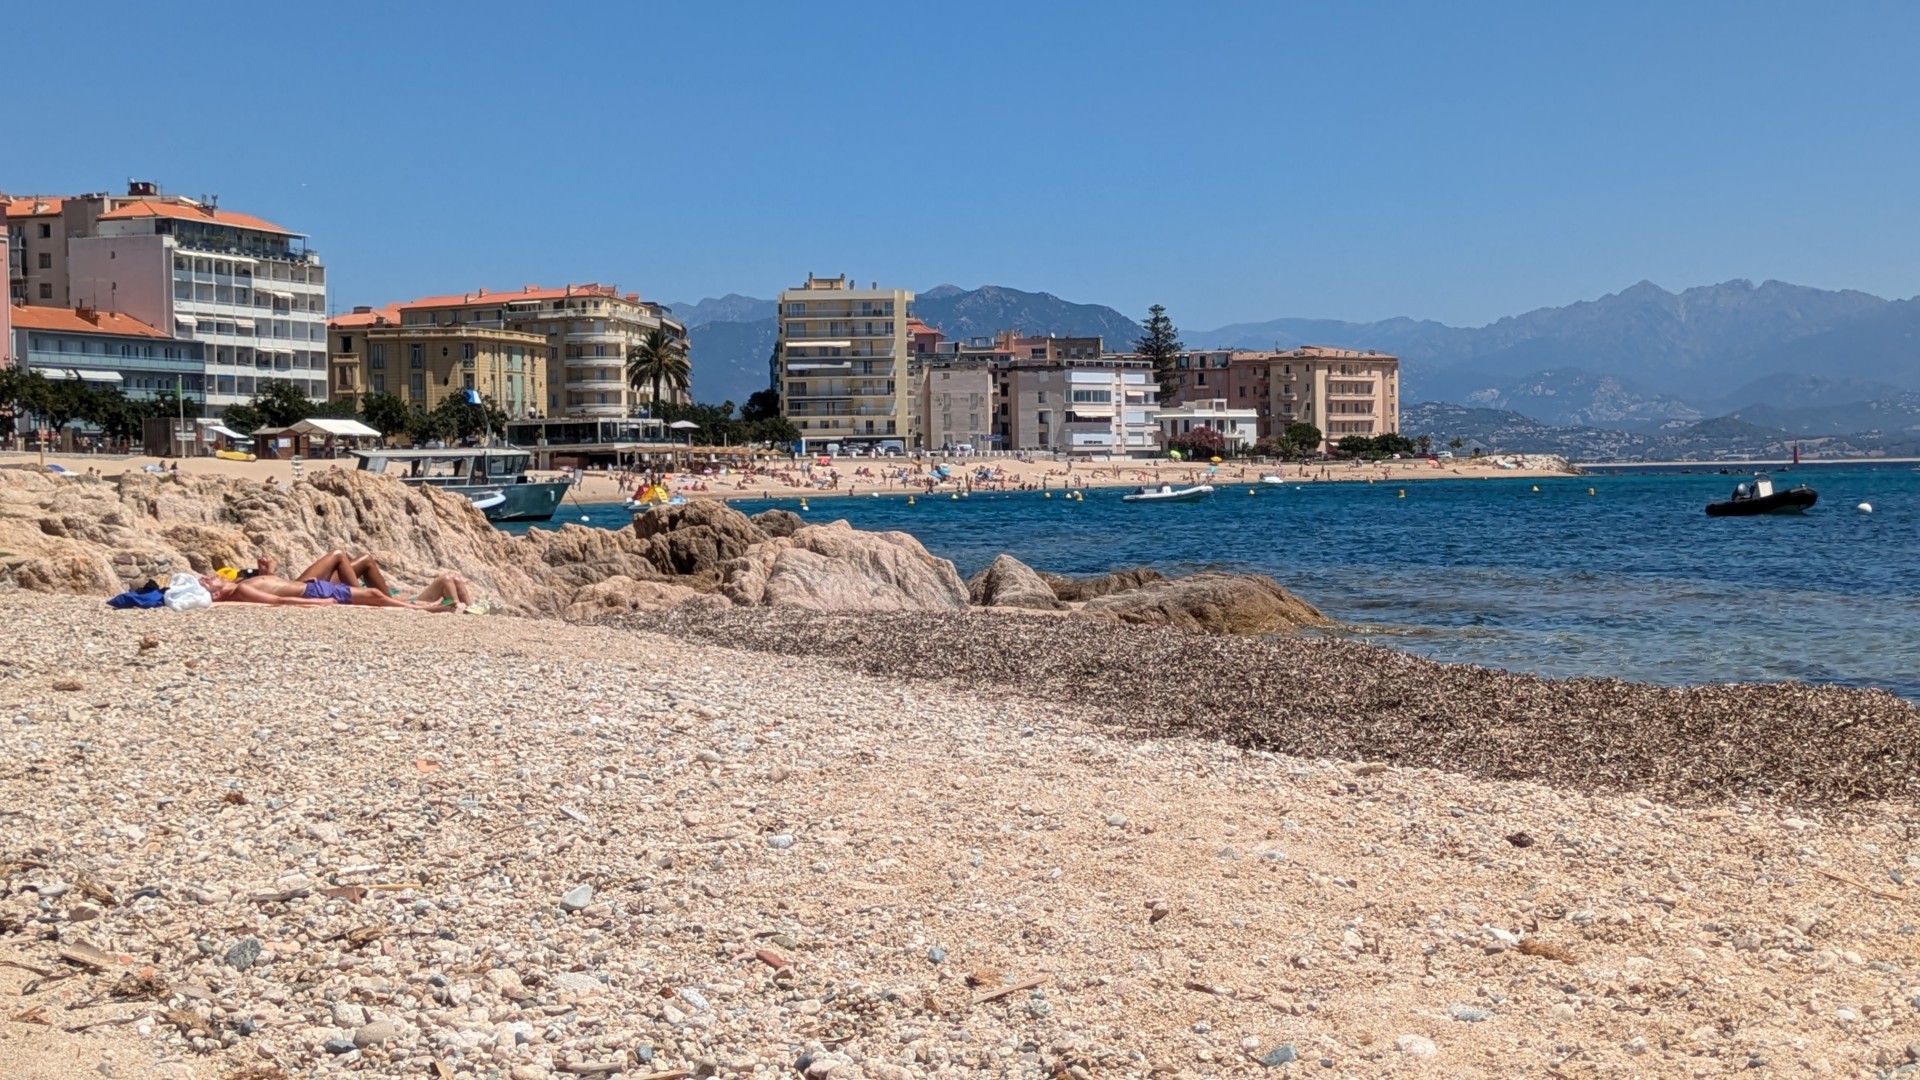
<box><xmin>202</xmin><ymin>573</ymin><xmax>440</xmax><ymax>609</ymax></box>
<box><xmin>248</xmin><ymin>550</ymin><xmax>395</xmax><ymax>594</ymax></box>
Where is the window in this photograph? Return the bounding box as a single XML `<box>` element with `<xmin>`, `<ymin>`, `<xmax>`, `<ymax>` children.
<box><xmin>339</xmin><ymin>335</ymin><xmax>352</xmax><ymax>353</ymax></box>
<box><xmin>1036</xmin><ymin>391</ymin><xmax>1048</xmax><ymax>404</ymax></box>
<box><xmin>370</xmin><ymin>344</ymin><xmax>385</xmax><ymax>369</ymax></box>
<box><xmin>410</xmin><ymin>373</ymin><xmax>426</xmax><ymax>398</ymax></box>
<box><xmin>37</xmin><ymin>252</ymin><xmax>52</xmax><ymax>269</ymax></box>
<box><xmin>410</xmin><ymin>344</ymin><xmax>423</xmax><ymax>368</ymax></box>
<box><xmin>39</xmin><ymin>283</ymin><xmax>52</xmax><ymax>299</ymax></box>
<box><xmin>463</xmin><ymin>374</ymin><xmax>474</xmax><ymax>389</ymax></box>
<box><xmin>38</xmin><ymin>223</ymin><xmax>51</xmax><ymax>239</ymax></box>
<box><xmin>372</xmin><ymin>374</ymin><xmax>385</xmax><ymax>393</ymax></box>
<box><xmin>462</xmin><ymin>343</ymin><xmax>474</xmax><ymax>361</ymax></box>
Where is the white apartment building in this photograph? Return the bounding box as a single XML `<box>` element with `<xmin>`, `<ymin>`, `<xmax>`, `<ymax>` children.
<box><xmin>65</xmin><ymin>194</ymin><xmax>327</xmax><ymax>410</ymax></box>
<box><xmin>1155</xmin><ymin>397</ymin><xmax>1261</xmax><ymax>451</ymax></box>
<box><xmin>996</xmin><ymin>356</ymin><xmax>1159</xmax><ymax>457</ymax></box>
<box><xmin>777</xmin><ymin>274</ymin><xmax>912</xmax><ymax>452</ymax></box>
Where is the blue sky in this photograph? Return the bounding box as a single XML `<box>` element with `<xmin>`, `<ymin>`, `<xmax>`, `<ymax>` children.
<box><xmin>8</xmin><ymin>1</ymin><xmax>1917</xmax><ymax>329</ymax></box>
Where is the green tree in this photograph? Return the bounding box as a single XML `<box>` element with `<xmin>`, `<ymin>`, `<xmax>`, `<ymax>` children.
<box><xmin>1134</xmin><ymin>304</ymin><xmax>1184</xmax><ymax>404</ymax></box>
<box><xmin>222</xmin><ymin>403</ymin><xmax>264</xmax><ymax>435</ymax></box>
<box><xmin>1373</xmin><ymin>432</ymin><xmax>1416</xmax><ymax>456</ymax></box>
<box><xmin>84</xmin><ymin>387</ymin><xmax>146</xmax><ymax>444</ymax></box>
<box><xmin>21</xmin><ymin>375</ymin><xmax>91</xmax><ymax>436</ymax></box>
<box><xmin>359</xmin><ymin>392</ymin><xmax>413</xmax><ymax>439</ymax></box>
<box><xmin>252</xmin><ymin>379</ymin><xmax>318</xmax><ymax>428</ymax></box>
<box><xmin>1336</xmin><ymin>434</ymin><xmax>1375</xmax><ymax>458</ymax></box>
<box><xmin>1415</xmin><ymin>434</ymin><xmax>1433</xmax><ymax>456</ymax></box>
<box><xmin>420</xmin><ymin>393</ymin><xmax>507</xmax><ymax>443</ymax></box>
<box><xmin>626</xmin><ymin>327</ymin><xmax>691</xmax><ymax>413</ymax></box>
<box><xmin>740</xmin><ymin>388</ymin><xmax>782</xmax><ymax>423</ymax></box>
<box><xmin>1282</xmin><ymin>421</ymin><xmax>1323</xmax><ymax>457</ymax></box>
<box><xmin>1448</xmin><ymin>437</ymin><xmax>1464</xmax><ymax>451</ymax></box>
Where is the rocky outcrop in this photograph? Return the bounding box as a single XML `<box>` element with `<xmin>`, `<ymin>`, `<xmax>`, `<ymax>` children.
<box><xmin>750</xmin><ymin>508</ymin><xmax>805</xmax><ymax>538</ymax></box>
<box><xmin>722</xmin><ymin>520</ymin><xmax>969</xmax><ymax>612</ymax></box>
<box><xmin>967</xmin><ymin>554</ymin><xmax>1065</xmax><ymax>610</ymax></box>
<box><xmin>1039</xmin><ymin>566</ymin><xmax>1166</xmax><ymax>602</ymax></box>
<box><xmin>631</xmin><ymin>501</ymin><xmax>770</xmax><ymax>580</ymax></box>
<box><xmin>1076</xmin><ymin>572</ymin><xmax>1326</xmax><ymax>636</ymax></box>
<box><xmin>561</xmin><ymin>576</ymin><xmax>715</xmax><ymax>621</ymax></box>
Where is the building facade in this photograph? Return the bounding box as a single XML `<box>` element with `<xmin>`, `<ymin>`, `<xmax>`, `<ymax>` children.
<box><xmin>1165</xmin><ymin>346</ymin><xmax>1399</xmax><ymax>449</ymax></box>
<box><xmin>994</xmin><ymin>356</ymin><xmax>1158</xmax><ymax>457</ymax></box>
<box><xmin>0</xmin><ymin>233</ymin><xmax>9</xmax><ymax>364</ymax></box>
<box><xmin>10</xmin><ymin>304</ymin><xmax>205</xmax><ymax>401</ymax></box>
<box><xmin>777</xmin><ymin>275</ymin><xmax>912</xmax><ymax>451</ymax></box>
<box><xmin>1155</xmin><ymin>397</ymin><xmax>1261</xmax><ymax>452</ymax></box>
<box><xmin>6</xmin><ymin>183</ymin><xmax>328</xmax><ymax>412</ymax></box>
<box><xmin>384</xmin><ymin>284</ymin><xmax>684</xmax><ymax>418</ymax></box>
<box><xmin>328</xmin><ymin>305</ymin><xmax>545</xmax><ymax>418</ymax></box>
<box><xmin>912</xmin><ymin>352</ymin><xmax>995</xmax><ymax>451</ymax></box>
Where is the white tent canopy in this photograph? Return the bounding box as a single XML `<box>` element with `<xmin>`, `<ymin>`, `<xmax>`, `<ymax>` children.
<box><xmin>667</xmin><ymin>420</ymin><xmax>700</xmax><ymax>430</ymax></box>
<box><xmin>289</xmin><ymin>418</ymin><xmax>381</xmax><ymax>438</ymax></box>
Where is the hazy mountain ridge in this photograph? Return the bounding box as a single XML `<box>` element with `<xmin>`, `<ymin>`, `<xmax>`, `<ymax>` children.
<box><xmin>1404</xmin><ymin>401</ymin><xmax>1920</xmax><ymax>462</ymax></box>
<box><xmin>666</xmin><ymin>294</ymin><xmax>776</xmax><ymax>329</ymax></box>
<box><xmin>909</xmin><ymin>285</ymin><xmax>1144</xmax><ymax>346</ymax></box>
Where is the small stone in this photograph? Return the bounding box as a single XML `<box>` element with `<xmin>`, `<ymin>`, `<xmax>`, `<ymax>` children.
<box><xmin>767</xmin><ymin>834</ymin><xmax>795</xmax><ymax>849</ymax></box>
<box><xmin>68</xmin><ymin>904</ymin><xmax>101</xmax><ymax>922</ymax></box>
<box><xmin>352</xmin><ymin>1021</ymin><xmax>397</xmax><ymax>1048</ymax></box>
<box><xmin>322</xmin><ymin>1038</ymin><xmax>357</xmax><ymax>1055</ymax></box>
<box><xmin>1548</xmin><ymin>1003</ymin><xmax>1576</xmax><ymax>1020</ymax></box>
<box><xmin>1106</xmin><ymin>814</ymin><xmax>1128</xmax><ymax>828</ymax></box>
<box><xmin>1396</xmin><ymin>1034</ymin><xmax>1436</xmax><ymax>1059</ymax></box>
<box><xmin>1447</xmin><ymin>1003</ymin><xmax>1491</xmax><ymax>1022</ymax></box>
<box><xmin>696</xmin><ymin>749</ymin><xmax>722</xmax><ymax>764</ymax></box>
<box><xmin>1624</xmin><ymin>1037</ymin><xmax>1649</xmax><ymax>1056</ymax></box>
<box><xmin>1834</xmin><ymin>1007</ymin><xmax>1858</xmax><ymax>1022</ymax></box>
<box><xmin>635</xmin><ymin>1045</ymin><xmax>655</xmax><ymax>1065</ymax></box>
<box><xmin>330</xmin><ymin>1002</ymin><xmax>367</xmax><ymax>1028</ymax></box>
<box><xmin>224</xmin><ymin>937</ymin><xmax>263</xmax><ymax>971</ymax></box>
<box><xmin>1025</xmin><ymin>994</ymin><xmax>1052</xmax><ymax>1018</ymax></box>
<box><xmin>679</xmin><ymin>987</ymin><xmax>710</xmax><ymax>1011</ymax></box>
<box><xmin>559</xmin><ymin>885</ymin><xmax>593</xmax><ymax>912</ymax></box>
<box><xmin>1259</xmin><ymin>1044</ymin><xmax>1298</xmax><ymax>1067</ymax></box>
<box><xmin>926</xmin><ymin>947</ymin><xmax>947</xmax><ymax>965</ymax></box>
<box><xmin>551</xmin><ymin>972</ymin><xmax>601</xmax><ymax>994</ymax></box>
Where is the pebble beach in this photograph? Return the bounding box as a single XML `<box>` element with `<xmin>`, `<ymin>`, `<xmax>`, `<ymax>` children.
<box><xmin>4</xmin><ymin>593</ymin><xmax>1920</xmax><ymax>1079</ymax></box>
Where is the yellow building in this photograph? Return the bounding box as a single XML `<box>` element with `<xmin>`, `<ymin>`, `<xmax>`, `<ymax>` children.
<box><xmin>329</xmin><ymin>304</ymin><xmax>545</xmax><ymax>418</ymax></box>
<box><xmin>777</xmin><ymin>274</ymin><xmax>912</xmax><ymax>452</ymax></box>
<box><xmin>1271</xmin><ymin>346</ymin><xmax>1400</xmax><ymax>447</ymax></box>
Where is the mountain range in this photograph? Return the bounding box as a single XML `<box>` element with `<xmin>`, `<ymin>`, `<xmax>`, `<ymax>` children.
<box><xmin>671</xmin><ymin>279</ymin><xmax>1920</xmax><ymax>450</ymax></box>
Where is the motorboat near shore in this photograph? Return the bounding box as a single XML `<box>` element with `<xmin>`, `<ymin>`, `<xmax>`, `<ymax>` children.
<box><xmin>352</xmin><ymin>447</ymin><xmax>571</xmax><ymax>522</ymax></box>
<box><xmin>1258</xmin><ymin>474</ymin><xmax>1287</xmax><ymax>486</ymax></box>
<box><xmin>1705</xmin><ymin>473</ymin><xmax>1817</xmax><ymax>517</ymax></box>
<box><xmin>1123</xmin><ymin>483</ymin><xmax>1215</xmax><ymax>504</ymax></box>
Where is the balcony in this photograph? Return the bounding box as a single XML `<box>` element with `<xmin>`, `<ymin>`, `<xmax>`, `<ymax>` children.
<box><xmin>566</xmin><ymin>377</ymin><xmax>626</xmax><ymax>391</ymax></box>
<box><xmin>788</xmin><ymin>406</ymin><xmax>898</xmax><ymax>418</ymax></box>
<box><xmin>565</xmin><ymin>402</ymin><xmax>629</xmax><ymax>418</ymax></box>
<box><xmin>564</xmin><ymin>330</ymin><xmax>628</xmax><ymax>345</ymax></box>
<box><xmin>783</xmin><ymin>327</ymin><xmax>896</xmax><ymax>341</ymax></box>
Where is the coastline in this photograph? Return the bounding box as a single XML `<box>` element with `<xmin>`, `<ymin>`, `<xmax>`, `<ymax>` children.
<box><xmin>2</xmin><ymin>591</ymin><xmax>1914</xmax><ymax>1079</ymax></box>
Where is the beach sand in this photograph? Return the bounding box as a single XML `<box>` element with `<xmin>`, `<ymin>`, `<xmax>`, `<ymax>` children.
<box><xmin>1</xmin><ymin>592</ymin><xmax>1915</xmax><ymax>1078</ymax></box>
<box><xmin>0</xmin><ymin>449</ymin><xmax>1575</xmax><ymax>507</ymax></box>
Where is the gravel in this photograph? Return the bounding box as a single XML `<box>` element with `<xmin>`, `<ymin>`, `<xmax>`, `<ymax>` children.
<box><xmin>612</xmin><ymin>606</ymin><xmax>1920</xmax><ymax>806</ymax></box>
<box><xmin>2</xmin><ymin>592</ymin><xmax>1918</xmax><ymax>1079</ymax></box>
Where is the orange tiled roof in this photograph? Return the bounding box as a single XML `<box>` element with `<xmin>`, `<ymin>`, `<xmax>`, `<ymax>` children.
<box><xmin>97</xmin><ymin>199</ymin><xmax>294</xmax><ymax>236</ymax></box>
<box><xmin>4</xmin><ymin>197</ymin><xmax>64</xmax><ymax>218</ymax></box>
<box><xmin>10</xmin><ymin>304</ymin><xmax>171</xmax><ymax>339</ymax></box>
<box><xmin>403</xmin><ymin>283</ymin><xmax>643</xmax><ymax>311</ymax></box>
<box><xmin>328</xmin><ymin>305</ymin><xmax>403</xmax><ymax>329</ymax></box>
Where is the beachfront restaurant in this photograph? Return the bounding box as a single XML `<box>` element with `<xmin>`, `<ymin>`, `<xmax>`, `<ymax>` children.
<box><xmin>252</xmin><ymin>417</ymin><xmax>383</xmax><ymax>460</ymax></box>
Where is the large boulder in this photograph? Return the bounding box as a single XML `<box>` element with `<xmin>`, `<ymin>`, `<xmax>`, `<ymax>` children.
<box><xmin>1039</xmin><ymin>566</ymin><xmax>1166</xmax><ymax>602</ymax></box>
<box><xmin>631</xmin><ymin>500</ymin><xmax>768</xmax><ymax>579</ymax></box>
<box><xmin>1076</xmin><ymin>572</ymin><xmax>1325</xmax><ymax>636</ymax></box>
<box><xmin>967</xmin><ymin>554</ymin><xmax>1065</xmax><ymax>610</ymax></box>
<box><xmin>721</xmin><ymin>520</ymin><xmax>969</xmax><ymax>612</ymax></box>
<box><xmin>750</xmin><ymin>508</ymin><xmax>805</xmax><ymax>538</ymax></box>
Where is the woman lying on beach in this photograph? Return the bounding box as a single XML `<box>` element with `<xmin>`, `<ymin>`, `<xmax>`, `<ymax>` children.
<box><xmin>202</xmin><ymin>567</ymin><xmax>474</xmax><ymax>610</ymax></box>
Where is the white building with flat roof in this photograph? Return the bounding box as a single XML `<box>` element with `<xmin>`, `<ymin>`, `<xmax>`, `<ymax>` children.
<box><xmin>1156</xmin><ymin>397</ymin><xmax>1260</xmax><ymax>451</ymax></box>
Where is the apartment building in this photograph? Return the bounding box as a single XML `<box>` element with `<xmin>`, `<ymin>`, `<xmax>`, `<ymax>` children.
<box><xmin>912</xmin><ymin>351</ymin><xmax>996</xmax><ymax>451</ymax></box>
<box><xmin>0</xmin><ymin>233</ymin><xmax>9</xmax><ymax>363</ymax></box>
<box><xmin>1269</xmin><ymin>346</ymin><xmax>1400</xmax><ymax>447</ymax></box>
<box><xmin>6</xmin><ymin>183</ymin><xmax>329</xmax><ymax>412</ymax></box>
<box><xmin>381</xmin><ymin>284</ymin><xmax>684</xmax><ymax>418</ymax></box>
<box><xmin>777</xmin><ymin>275</ymin><xmax>912</xmax><ymax>452</ymax></box>
<box><xmin>328</xmin><ymin>304</ymin><xmax>546</xmax><ymax>418</ymax></box>
<box><xmin>1156</xmin><ymin>397</ymin><xmax>1261</xmax><ymax>452</ymax></box>
<box><xmin>994</xmin><ymin>356</ymin><xmax>1158</xmax><ymax>457</ymax></box>
<box><xmin>10</xmin><ymin>304</ymin><xmax>205</xmax><ymax>402</ymax></box>
<box><xmin>1165</xmin><ymin>346</ymin><xmax>1399</xmax><ymax>449</ymax></box>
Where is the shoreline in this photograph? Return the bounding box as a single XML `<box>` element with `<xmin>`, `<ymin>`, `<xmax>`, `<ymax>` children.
<box><xmin>2</xmin><ymin>590</ymin><xmax>1915</xmax><ymax>1078</ymax></box>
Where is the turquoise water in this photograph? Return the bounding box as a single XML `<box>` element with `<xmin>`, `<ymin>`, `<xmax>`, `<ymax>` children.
<box><xmin>517</xmin><ymin>464</ymin><xmax>1920</xmax><ymax>697</ymax></box>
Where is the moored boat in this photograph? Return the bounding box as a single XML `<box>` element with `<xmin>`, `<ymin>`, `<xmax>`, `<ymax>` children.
<box><xmin>1705</xmin><ymin>473</ymin><xmax>1817</xmax><ymax>517</ymax></box>
<box><xmin>351</xmin><ymin>447</ymin><xmax>571</xmax><ymax>522</ymax></box>
<box><xmin>1122</xmin><ymin>483</ymin><xmax>1214</xmax><ymax>504</ymax></box>
<box><xmin>1258</xmin><ymin>474</ymin><xmax>1287</xmax><ymax>486</ymax></box>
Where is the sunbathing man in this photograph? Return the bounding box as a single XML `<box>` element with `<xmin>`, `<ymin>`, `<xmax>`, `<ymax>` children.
<box><xmin>202</xmin><ymin>571</ymin><xmax>471</xmax><ymax>610</ymax></box>
<box><xmin>249</xmin><ymin>550</ymin><xmax>395</xmax><ymax>594</ymax></box>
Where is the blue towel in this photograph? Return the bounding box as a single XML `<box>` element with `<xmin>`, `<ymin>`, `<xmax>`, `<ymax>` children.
<box><xmin>107</xmin><ymin>585</ymin><xmax>166</xmax><ymax>609</ymax></box>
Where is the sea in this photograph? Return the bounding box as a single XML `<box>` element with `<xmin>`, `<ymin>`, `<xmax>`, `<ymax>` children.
<box><xmin>509</xmin><ymin>462</ymin><xmax>1920</xmax><ymax>698</ymax></box>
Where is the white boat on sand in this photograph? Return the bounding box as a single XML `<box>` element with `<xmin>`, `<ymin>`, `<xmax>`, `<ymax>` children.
<box><xmin>1122</xmin><ymin>483</ymin><xmax>1214</xmax><ymax>504</ymax></box>
<box><xmin>1258</xmin><ymin>474</ymin><xmax>1287</xmax><ymax>485</ymax></box>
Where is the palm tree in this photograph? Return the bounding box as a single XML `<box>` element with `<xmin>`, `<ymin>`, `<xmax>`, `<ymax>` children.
<box><xmin>625</xmin><ymin>328</ymin><xmax>691</xmax><ymax>413</ymax></box>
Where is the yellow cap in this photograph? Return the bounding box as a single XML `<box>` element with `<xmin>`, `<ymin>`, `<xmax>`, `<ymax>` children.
<box><xmin>215</xmin><ymin>567</ymin><xmax>240</xmax><ymax>580</ymax></box>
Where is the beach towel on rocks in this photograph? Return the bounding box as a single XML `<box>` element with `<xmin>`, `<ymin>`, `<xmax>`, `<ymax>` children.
<box><xmin>106</xmin><ymin>583</ymin><xmax>166</xmax><ymax>609</ymax></box>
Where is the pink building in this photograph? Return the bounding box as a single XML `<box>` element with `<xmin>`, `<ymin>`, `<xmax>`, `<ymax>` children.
<box><xmin>0</xmin><ymin>230</ymin><xmax>10</xmax><ymax>365</ymax></box>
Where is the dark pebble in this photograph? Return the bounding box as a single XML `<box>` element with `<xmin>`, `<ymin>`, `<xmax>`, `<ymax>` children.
<box><xmin>1260</xmin><ymin>1045</ymin><xmax>1297</xmax><ymax>1066</ymax></box>
<box><xmin>323</xmin><ymin>1038</ymin><xmax>357</xmax><ymax>1055</ymax></box>
<box><xmin>224</xmin><ymin>936</ymin><xmax>262</xmax><ymax>970</ymax></box>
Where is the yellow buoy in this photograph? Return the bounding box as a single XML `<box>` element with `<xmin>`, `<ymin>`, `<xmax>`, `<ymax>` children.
<box><xmin>950</xmin><ymin>492</ymin><xmax>958</xmax><ymax>500</ymax></box>
<box><xmin>907</xmin><ymin>495</ymin><xmax>916</xmax><ymax>505</ymax></box>
<box><xmin>799</xmin><ymin>498</ymin><xmax>808</xmax><ymax>510</ymax></box>
<box><xmin>1398</xmin><ymin>489</ymin><xmax>1406</xmax><ymax>499</ymax></box>
<box><xmin>1588</xmin><ymin>487</ymin><xmax>1596</xmax><ymax>496</ymax></box>
<box><xmin>1045</xmin><ymin>491</ymin><xmax>1052</xmax><ymax>499</ymax></box>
